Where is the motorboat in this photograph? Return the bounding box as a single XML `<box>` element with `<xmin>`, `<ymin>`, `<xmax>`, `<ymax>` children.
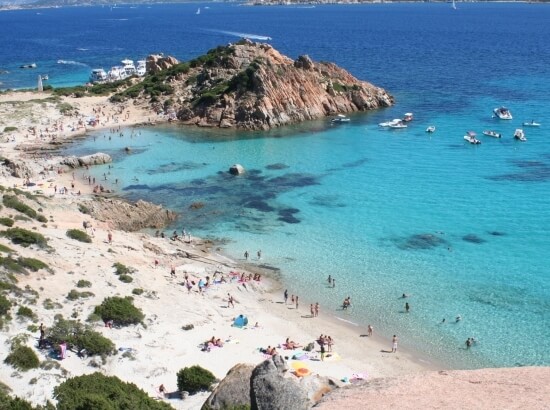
<box><xmin>40</xmin><ymin>74</ymin><xmax>49</xmax><ymax>81</ymax></box>
<box><xmin>403</xmin><ymin>112</ymin><xmax>414</xmax><ymax>122</ymax></box>
<box><xmin>514</xmin><ymin>129</ymin><xmax>527</xmax><ymax>141</ymax></box>
<box><xmin>108</xmin><ymin>66</ymin><xmax>126</xmax><ymax>81</ymax></box>
<box><xmin>493</xmin><ymin>107</ymin><xmax>512</xmax><ymax>120</ymax></box>
<box><xmin>426</xmin><ymin>126</ymin><xmax>436</xmax><ymax>133</ymax></box>
<box><xmin>482</xmin><ymin>130</ymin><xmax>501</xmax><ymax>138</ymax></box>
<box><xmin>121</xmin><ymin>59</ymin><xmax>136</xmax><ymax>77</ymax></box>
<box><xmin>136</xmin><ymin>60</ymin><xmax>146</xmax><ymax>76</ymax></box>
<box><xmin>379</xmin><ymin>119</ymin><xmax>402</xmax><ymax>127</ymax></box>
<box><xmin>331</xmin><ymin>114</ymin><xmax>350</xmax><ymax>124</ymax></box>
<box><xmin>20</xmin><ymin>63</ymin><xmax>37</xmax><ymax>69</ymax></box>
<box><xmin>90</xmin><ymin>68</ymin><xmax>107</xmax><ymax>83</ymax></box>
<box><xmin>522</xmin><ymin>121</ymin><xmax>540</xmax><ymax>127</ymax></box>
<box><xmin>464</xmin><ymin>131</ymin><xmax>481</xmax><ymax>144</ymax></box>
<box><xmin>389</xmin><ymin>120</ymin><xmax>407</xmax><ymax>129</ymax></box>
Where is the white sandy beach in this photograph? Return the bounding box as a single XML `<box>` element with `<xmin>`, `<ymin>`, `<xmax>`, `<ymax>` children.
<box><xmin>0</xmin><ymin>89</ymin><xmax>433</xmax><ymax>408</ymax></box>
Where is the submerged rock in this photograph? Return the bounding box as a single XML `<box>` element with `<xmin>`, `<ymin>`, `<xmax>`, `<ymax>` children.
<box><xmin>229</xmin><ymin>164</ymin><xmax>245</xmax><ymax>175</ymax></box>
<box><xmin>462</xmin><ymin>234</ymin><xmax>486</xmax><ymax>244</ymax></box>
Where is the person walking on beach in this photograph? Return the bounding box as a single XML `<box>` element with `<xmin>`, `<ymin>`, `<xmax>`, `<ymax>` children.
<box><xmin>315</xmin><ymin>302</ymin><xmax>319</xmax><ymax>317</ymax></box>
<box><xmin>107</xmin><ymin>231</ymin><xmax>113</xmax><ymax>244</ymax></box>
<box><xmin>320</xmin><ymin>343</ymin><xmax>326</xmax><ymax>361</ymax></box>
<box><xmin>405</xmin><ymin>302</ymin><xmax>410</xmax><ymax>313</ymax></box>
<box><xmin>392</xmin><ymin>335</ymin><xmax>398</xmax><ymax>353</ymax></box>
<box><xmin>244</xmin><ymin>250</ymin><xmax>249</xmax><ymax>260</ymax></box>
<box><xmin>310</xmin><ymin>304</ymin><xmax>315</xmax><ymax>317</ymax></box>
<box><xmin>228</xmin><ymin>293</ymin><xmax>235</xmax><ymax>308</ymax></box>
<box><xmin>170</xmin><ymin>265</ymin><xmax>176</xmax><ymax>278</ymax></box>
<box><xmin>284</xmin><ymin>289</ymin><xmax>288</xmax><ymax>304</ymax></box>
<box><xmin>367</xmin><ymin>324</ymin><xmax>373</xmax><ymax>337</ymax></box>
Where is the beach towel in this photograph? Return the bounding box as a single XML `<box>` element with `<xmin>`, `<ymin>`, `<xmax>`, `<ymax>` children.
<box><xmin>323</xmin><ymin>352</ymin><xmax>341</xmax><ymax>362</ymax></box>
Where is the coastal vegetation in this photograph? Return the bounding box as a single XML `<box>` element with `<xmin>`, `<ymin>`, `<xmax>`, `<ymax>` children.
<box><xmin>66</xmin><ymin>228</ymin><xmax>92</xmax><ymax>243</ymax></box>
<box><xmin>2</xmin><ymin>194</ymin><xmax>47</xmax><ymax>222</ymax></box>
<box><xmin>4</xmin><ymin>343</ymin><xmax>40</xmax><ymax>371</ymax></box>
<box><xmin>53</xmin><ymin>373</ymin><xmax>172</xmax><ymax>410</ymax></box>
<box><xmin>94</xmin><ymin>296</ymin><xmax>144</xmax><ymax>326</ymax></box>
<box><xmin>0</xmin><ymin>227</ymin><xmax>48</xmax><ymax>248</ymax></box>
<box><xmin>177</xmin><ymin>365</ymin><xmax>216</xmax><ymax>394</ymax></box>
<box><xmin>0</xmin><ymin>216</ymin><xmax>15</xmax><ymax>227</ymax></box>
<box><xmin>16</xmin><ymin>305</ymin><xmax>35</xmax><ymax>320</ymax></box>
<box><xmin>76</xmin><ymin>279</ymin><xmax>91</xmax><ymax>288</ymax></box>
<box><xmin>66</xmin><ymin>289</ymin><xmax>94</xmax><ymax>300</ymax></box>
<box><xmin>48</xmin><ymin>317</ymin><xmax>116</xmax><ymax>357</ymax></box>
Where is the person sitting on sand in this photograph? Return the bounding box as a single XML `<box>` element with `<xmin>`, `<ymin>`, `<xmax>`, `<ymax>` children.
<box><xmin>158</xmin><ymin>384</ymin><xmax>166</xmax><ymax>397</ymax></box>
<box><xmin>215</xmin><ymin>338</ymin><xmax>224</xmax><ymax>347</ymax></box>
<box><xmin>285</xmin><ymin>337</ymin><xmax>300</xmax><ymax>350</ymax></box>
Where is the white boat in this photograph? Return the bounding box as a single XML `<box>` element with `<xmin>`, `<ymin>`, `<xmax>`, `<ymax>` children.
<box><xmin>514</xmin><ymin>129</ymin><xmax>527</xmax><ymax>141</ymax></box>
<box><xmin>196</xmin><ymin>7</ymin><xmax>200</xmax><ymax>14</ymax></box>
<box><xmin>522</xmin><ymin>121</ymin><xmax>540</xmax><ymax>127</ymax></box>
<box><xmin>121</xmin><ymin>59</ymin><xmax>136</xmax><ymax>77</ymax></box>
<box><xmin>90</xmin><ymin>68</ymin><xmax>108</xmax><ymax>83</ymax></box>
<box><xmin>482</xmin><ymin>130</ymin><xmax>501</xmax><ymax>138</ymax></box>
<box><xmin>426</xmin><ymin>126</ymin><xmax>436</xmax><ymax>133</ymax></box>
<box><xmin>379</xmin><ymin>119</ymin><xmax>402</xmax><ymax>127</ymax></box>
<box><xmin>464</xmin><ymin>131</ymin><xmax>481</xmax><ymax>144</ymax></box>
<box><xmin>20</xmin><ymin>63</ymin><xmax>37</xmax><ymax>69</ymax></box>
<box><xmin>403</xmin><ymin>112</ymin><xmax>414</xmax><ymax>122</ymax></box>
<box><xmin>389</xmin><ymin>120</ymin><xmax>407</xmax><ymax>129</ymax></box>
<box><xmin>41</xmin><ymin>74</ymin><xmax>49</xmax><ymax>81</ymax></box>
<box><xmin>493</xmin><ymin>107</ymin><xmax>512</xmax><ymax>120</ymax></box>
<box><xmin>108</xmin><ymin>66</ymin><xmax>126</xmax><ymax>81</ymax></box>
<box><xmin>136</xmin><ymin>60</ymin><xmax>146</xmax><ymax>76</ymax></box>
<box><xmin>331</xmin><ymin>114</ymin><xmax>350</xmax><ymax>124</ymax></box>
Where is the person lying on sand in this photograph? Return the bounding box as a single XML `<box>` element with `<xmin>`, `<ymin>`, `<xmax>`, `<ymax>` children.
<box><xmin>284</xmin><ymin>338</ymin><xmax>302</xmax><ymax>350</ymax></box>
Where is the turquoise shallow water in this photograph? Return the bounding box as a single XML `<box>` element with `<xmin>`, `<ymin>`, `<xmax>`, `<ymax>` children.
<box><xmin>3</xmin><ymin>2</ymin><xmax>548</xmax><ymax>368</ymax></box>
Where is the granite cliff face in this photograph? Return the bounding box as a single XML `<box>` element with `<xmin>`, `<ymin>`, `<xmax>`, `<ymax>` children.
<box><xmin>126</xmin><ymin>40</ymin><xmax>393</xmax><ymax>130</ymax></box>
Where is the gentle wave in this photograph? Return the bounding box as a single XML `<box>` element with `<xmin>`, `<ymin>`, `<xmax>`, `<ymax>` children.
<box><xmin>57</xmin><ymin>60</ymin><xmax>88</xmax><ymax>67</ymax></box>
<box><xmin>335</xmin><ymin>317</ymin><xmax>359</xmax><ymax>326</ymax></box>
<box><xmin>206</xmin><ymin>29</ymin><xmax>272</xmax><ymax>41</ymax></box>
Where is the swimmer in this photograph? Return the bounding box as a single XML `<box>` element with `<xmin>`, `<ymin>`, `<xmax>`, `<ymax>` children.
<box><xmin>456</xmin><ymin>315</ymin><xmax>461</xmax><ymax>323</ymax></box>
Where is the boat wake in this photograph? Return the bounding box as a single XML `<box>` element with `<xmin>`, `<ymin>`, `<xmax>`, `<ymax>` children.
<box><xmin>205</xmin><ymin>29</ymin><xmax>272</xmax><ymax>41</ymax></box>
<box><xmin>57</xmin><ymin>60</ymin><xmax>88</xmax><ymax>67</ymax></box>
<box><xmin>76</xmin><ymin>48</ymin><xmax>89</xmax><ymax>51</ymax></box>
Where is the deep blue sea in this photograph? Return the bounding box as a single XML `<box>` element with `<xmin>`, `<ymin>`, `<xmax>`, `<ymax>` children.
<box><xmin>2</xmin><ymin>3</ymin><xmax>549</xmax><ymax>369</ymax></box>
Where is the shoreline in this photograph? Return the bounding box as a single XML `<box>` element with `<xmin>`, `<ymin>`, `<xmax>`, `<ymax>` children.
<box><xmin>0</xmin><ymin>89</ymin><xmax>436</xmax><ymax>408</ymax></box>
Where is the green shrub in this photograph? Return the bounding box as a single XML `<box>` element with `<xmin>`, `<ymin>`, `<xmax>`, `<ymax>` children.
<box><xmin>2</xmin><ymin>195</ymin><xmax>37</xmax><ymax>219</ymax></box>
<box><xmin>67</xmin><ymin>289</ymin><xmax>94</xmax><ymax>300</ymax></box>
<box><xmin>131</xmin><ymin>288</ymin><xmax>144</xmax><ymax>296</ymax></box>
<box><xmin>47</xmin><ymin>317</ymin><xmax>115</xmax><ymax>357</ymax></box>
<box><xmin>1</xmin><ymin>227</ymin><xmax>48</xmax><ymax>248</ymax></box>
<box><xmin>3</xmin><ymin>126</ymin><xmax>18</xmax><ymax>133</ymax></box>
<box><xmin>36</xmin><ymin>214</ymin><xmax>48</xmax><ymax>223</ymax></box>
<box><xmin>176</xmin><ymin>365</ymin><xmax>216</xmax><ymax>394</ymax></box>
<box><xmin>16</xmin><ymin>306</ymin><xmax>34</xmax><ymax>319</ymax></box>
<box><xmin>0</xmin><ymin>256</ymin><xmax>25</xmax><ymax>273</ymax></box>
<box><xmin>4</xmin><ymin>345</ymin><xmax>40</xmax><ymax>371</ymax></box>
<box><xmin>94</xmin><ymin>296</ymin><xmax>144</xmax><ymax>326</ymax></box>
<box><xmin>13</xmin><ymin>215</ymin><xmax>32</xmax><ymax>222</ymax></box>
<box><xmin>113</xmin><ymin>262</ymin><xmax>133</xmax><ymax>275</ymax></box>
<box><xmin>0</xmin><ymin>217</ymin><xmax>14</xmax><ymax>227</ymax></box>
<box><xmin>0</xmin><ymin>243</ymin><xmax>13</xmax><ymax>253</ymax></box>
<box><xmin>66</xmin><ymin>229</ymin><xmax>92</xmax><ymax>243</ymax></box>
<box><xmin>0</xmin><ymin>294</ymin><xmax>11</xmax><ymax>316</ymax></box>
<box><xmin>54</xmin><ymin>373</ymin><xmax>172</xmax><ymax>410</ymax></box>
<box><xmin>77</xmin><ymin>203</ymin><xmax>90</xmax><ymax>214</ymax></box>
<box><xmin>76</xmin><ymin>280</ymin><xmax>92</xmax><ymax>288</ymax></box>
<box><xmin>0</xmin><ymin>391</ymin><xmax>38</xmax><ymax>409</ymax></box>
<box><xmin>17</xmin><ymin>257</ymin><xmax>49</xmax><ymax>272</ymax></box>
<box><xmin>43</xmin><ymin>298</ymin><xmax>62</xmax><ymax>310</ymax></box>
<box><xmin>118</xmin><ymin>274</ymin><xmax>133</xmax><ymax>283</ymax></box>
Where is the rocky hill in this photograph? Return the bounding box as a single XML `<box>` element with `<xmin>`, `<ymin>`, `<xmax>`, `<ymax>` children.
<box><xmin>115</xmin><ymin>39</ymin><xmax>393</xmax><ymax>130</ymax></box>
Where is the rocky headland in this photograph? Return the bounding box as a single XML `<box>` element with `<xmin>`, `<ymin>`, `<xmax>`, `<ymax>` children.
<box><xmin>115</xmin><ymin>40</ymin><xmax>394</xmax><ymax>130</ymax></box>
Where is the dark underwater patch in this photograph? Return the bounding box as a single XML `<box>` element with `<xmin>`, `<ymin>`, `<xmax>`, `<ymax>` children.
<box><xmin>277</xmin><ymin>208</ymin><xmax>301</xmax><ymax>224</ymax></box>
<box><xmin>394</xmin><ymin>233</ymin><xmax>450</xmax><ymax>250</ymax></box>
<box><xmin>488</xmin><ymin>158</ymin><xmax>550</xmax><ymax>182</ymax></box>
<box><xmin>243</xmin><ymin>200</ymin><xmax>275</xmax><ymax>212</ymax></box>
<box><xmin>266</xmin><ymin>163</ymin><xmax>289</xmax><ymax>170</ymax></box>
<box><xmin>309</xmin><ymin>195</ymin><xmax>346</xmax><ymax>208</ymax></box>
<box><xmin>268</xmin><ymin>173</ymin><xmax>320</xmax><ymax>189</ymax></box>
<box><xmin>342</xmin><ymin>158</ymin><xmax>369</xmax><ymax>168</ymax></box>
<box><xmin>488</xmin><ymin>231</ymin><xmax>506</xmax><ymax>236</ymax></box>
<box><xmin>462</xmin><ymin>234</ymin><xmax>487</xmax><ymax>244</ymax></box>
<box><xmin>147</xmin><ymin>161</ymin><xmax>207</xmax><ymax>175</ymax></box>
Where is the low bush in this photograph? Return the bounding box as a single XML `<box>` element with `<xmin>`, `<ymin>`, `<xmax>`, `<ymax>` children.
<box><xmin>53</xmin><ymin>373</ymin><xmax>172</xmax><ymax>410</ymax></box>
<box><xmin>176</xmin><ymin>365</ymin><xmax>216</xmax><ymax>394</ymax></box>
<box><xmin>17</xmin><ymin>257</ymin><xmax>49</xmax><ymax>272</ymax></box>
<box><xmin>0</xmin><ymin>217</ymin><xmax>14</xmax><ymax>227</ymax></box>
<box><xmin>0</xmin><ymin>243</ymin><xmax>13</xmax><ymax>253</ymax></box>
<box><xmin>113</xmin><ymin>262</ymin><xmax>133</xmax><ymax>275</ymax></box>
<box><xmin>77</xmin><ymin>203</ymin><xmax>90</xmax><ymax>214</ymax></box>
<box><xmin>16</xmin><ymin>306</ymin><xmax>35</xmax><ymax>319</ymax></box>
<box><xmin>47</xmin><ymin>317</ymin><xmax>115</xmax><ymax>357</ymax></box>
<box><xmin>131</xmin><ymin>288</ymin><xmax>144</xmax><ymax>295</ymax></box>
<box><xmin>0</xmin><ymin>294</ymin><xmax>11</xmax><ymax>316</ymax></box>
<box><xmin>66</xmin><ymin>229</ymin><xmax>92</xmax><ymax>243</ymax></box>
<box><xmin>1</xmin><ymin>227</ymin><xmax>48</xmax><ymax>248</ymax></box>
<box><xmin>76</xmin><ymin>280</ymin><xmax>92</xmax><ymax>288</ymax></box>
<box><xmin>118</xmin><ymin>274</ymin><xmax>133</xmax><ymax>283</ymax></box>
<box><xmin>0</xmin><ymin>391</ymin><xmax>39</xmax><ymax>409</ymax></box>
<box><xmin>67</xmin><ymin>289</ymin><xmax>94</xmax><ymax>301</ymax></box>
<box><xmin>2</xmin><ymin>195</ymin><xmax>37</xmax><ymax>219</ymax></box>
<box><xmin>94</xmin><ymin>296</ymin><xmax>144</xmax><ymax>326</ymax></box>
<box><xmin>0</xmin><ymin>256</ymin><xmax>26</xmax><ymax>273</ymax></box>
<box><xmin>3</xmin><ymin>126</ymin><xmax>18</xmax><ymax>133</ymax></box>
<box><xmin>43</xmin><ymin>298</ymin><xmax>63</xmax><ymax>310</ymax></box>
<box><xmin>4</xmin><ymin>344</ymin><xmax>40</xmax><ymax>371</ymax></box>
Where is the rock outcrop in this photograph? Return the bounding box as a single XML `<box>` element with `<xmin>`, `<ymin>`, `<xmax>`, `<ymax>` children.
<box><xmin>250</xmin><ymin>355</ymin><xmax>310</xmax><ymax>410</ymax></box>
<box><xmin>61</xmin><ymin>153</ymin><xmax>112</xmax><ymax>168</ymax></box>
<box><xmin>146</xmin><ymin>54</ymin><xmax>180</xmax><ymax>74</ymax></box>
<box><xmin>202</xmin><ymin>364</ymin><xmax>255</xmax><ymax>410</ymax></box>
<box><xmin>82</xmin><ymin>198</ymin><xmax>177</xmax><ymax>231</ymax></box>
<box><xmin>121</xmin><ymin>40</ymin><xmax>393</xmax><ymax>130</ymax></box>
<box><xmin>1</xmin><ymin>157</ymin><xmax>35</xmax><ymax>178</ymax></box>
<box><xmin>229</xmin><ymin>164</ymin><xmax>245</xmax><ymax>175</ymax></box>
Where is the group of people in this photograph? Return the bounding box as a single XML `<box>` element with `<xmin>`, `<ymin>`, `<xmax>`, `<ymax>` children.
<box><xmin>260</xmin><ymin>345</ymin><xmax>278</xmax><ymax>356</ymax></box>
<box><xmin>243</xmin><ymin>249</ymin><xmax>262</xmax><ymax>260</ymax></box>
<box><xmin>283</xmin><ymin>290</ymin><xmax>299</xmax><ymax>309</ymax></box>
<box><xmin>342</xmin><ymin>296</ymin><xmax>352</xmax><ymax>310</ymax></box>
<box><xmin>310</xmin><ymin>302</ymin><xmax>320</xmax><ymax>317</ymax></box>
<box><xmin>202</xmin><ymin>336</ymin><xmax>224</xmax><ymax>352</ymax></box>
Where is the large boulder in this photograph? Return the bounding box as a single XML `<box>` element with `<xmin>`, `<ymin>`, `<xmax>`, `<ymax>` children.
<box><xmin>78</xmin><ymin>153</ymin><xmax>112</xmax><ymax>166</ymax></box>
<box><xmin>61</xmin><ymin>156</ymin><xmax>80</xmax><ymax>168</ymax></box>
<box><xmin>2</xmin><ymin>158</ymin><xmax>35</xmax><ymax>178</ymax></box>
<box><xmin>298</xmin><ymin>374</ymin><xmax>341</xmax><ymax>404</ymax></box>
<box><xmin>250</xmin><ymin>355</ymin><xmax>310</xmax><ymax>410</ymax></box>
<box><xmin>202</xmin><ymin>363</ymin><xmax>255</xmax><ymax>410</ymax></box>
<box><xmin>146</xmin><ymin>54</ymin><xmax>180</xmax><ymax>74</ymax></box>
